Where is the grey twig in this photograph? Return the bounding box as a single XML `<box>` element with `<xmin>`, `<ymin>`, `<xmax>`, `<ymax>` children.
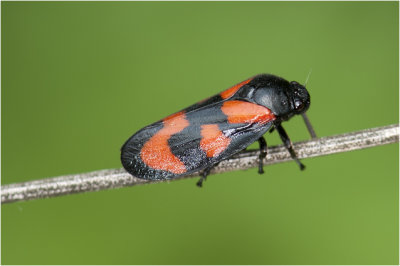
<box><xmin>1</xmin><ymin>124</ymin><xmax>398</xmax><ymax>204</ymax></box>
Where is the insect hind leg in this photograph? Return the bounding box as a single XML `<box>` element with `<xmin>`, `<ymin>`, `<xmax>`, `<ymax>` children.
<box><xmin>196</xmin><ymin>160</ymin><xmax>224</xmax><ymax>187</ymax></box>
<box><xmin>196</xmin><ymin>166</ymin><xmax>212</xmax><ymax>187</ymax></box>
<box><xmin>258</xmin><ymin>137</ymin><xmax>267</xmax><ymax>174</ymax></box>
<box><xmin>196</xmin><ymin>135</ymin><xmax>268</xmax><ymax>186</ymax></box>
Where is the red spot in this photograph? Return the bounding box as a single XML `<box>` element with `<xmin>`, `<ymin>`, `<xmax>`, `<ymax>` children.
<box><xmin>220</xmin><ymin>78</ymin><xmax>252</xmax><ymax>99</ymax></box>
<box><xmin>200</xmin><ymin>124</ymin><xmax>231</xmax><ymax>158</ymax></box>
<box><xmin>221</xmin><ymin>100</ymin><xmax>276</xmax><ymax>124</ymax></box>
<box><xmin>141</xmin><ymin>112</ymin><xmax>189</xmax><ymax>174</ymax></box>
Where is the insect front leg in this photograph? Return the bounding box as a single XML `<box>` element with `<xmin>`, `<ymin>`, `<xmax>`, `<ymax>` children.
<box><xmin>275</xmin><ymin>123</ymin><xmax>305</xmax><ymax>170</ymax></box>
<box><xmin>258</xmin><ymin>137</ymin><xmax>267</xmax><ymax>174</ymax></box>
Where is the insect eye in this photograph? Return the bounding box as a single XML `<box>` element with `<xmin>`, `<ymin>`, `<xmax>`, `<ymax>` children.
<box><xmin>295</xmin><ymin>100</ymin><xmax>304</xmax><ymax>111</ymax></box>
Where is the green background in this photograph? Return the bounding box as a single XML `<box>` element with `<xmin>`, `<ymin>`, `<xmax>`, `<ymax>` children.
<box><xmin>2</xmin><ymin>2</ymin><xmax>398</xmax><ymax>265</ymax></box>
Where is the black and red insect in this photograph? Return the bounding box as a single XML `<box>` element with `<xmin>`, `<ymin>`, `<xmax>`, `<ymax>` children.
<box><xmin>121</xmin><ymin>74</ymin><xmax>312</xmax><ymax>187</ymax></box>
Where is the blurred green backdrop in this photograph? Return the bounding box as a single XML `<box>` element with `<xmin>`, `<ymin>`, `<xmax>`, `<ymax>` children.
<box><xmin>2</xmin><ymin>2</ymin><xmax>398</xmax><ymax>265</ymax></box>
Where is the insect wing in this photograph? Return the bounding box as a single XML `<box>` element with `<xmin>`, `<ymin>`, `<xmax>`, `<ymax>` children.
<box><xmin>121</xmin><ymin>99</ymin><xmax>276</xmax><ymax>180</ymax></box>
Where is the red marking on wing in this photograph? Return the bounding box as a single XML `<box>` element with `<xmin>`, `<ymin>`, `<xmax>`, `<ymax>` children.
<box><xmin>220</xmin><ymin>78</ymin><xmax>251</xmax><ymax>99</ymax></box>
<box><xmin>140</xmin><ymin>112</ymin><xmax>189</xmax><ymax>174</ymax></box>
<box><xmin>200</xmin><ymin>124</ymin><xmax>231</xmax><ymax>158</ymax></box>
<box><xmin>221</xmin><ymin>100</ymin><xmax>276</xmax><ymax>124</ymax></box>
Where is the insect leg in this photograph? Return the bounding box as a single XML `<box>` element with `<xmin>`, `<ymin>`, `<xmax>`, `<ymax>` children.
<box><xmin>196</xmin><ymin>166</ymin><xmax>212</xmax><ymax>188</ymax></box>
<box><xmin>275</xmin><ymin>123</ymin><xmax>305</xmax><ymax>170</ymax></box>
<box><xmin>258</xmin><ymin>137</ymin><xmax>267</xmax><ymax>174</ymax></box>
<box><xmin>301</xmin><ymin>113</ymin><xmax>317</xmax><ymax>139</ymax></box>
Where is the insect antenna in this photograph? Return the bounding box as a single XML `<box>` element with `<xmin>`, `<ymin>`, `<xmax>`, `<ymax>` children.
<box><xmin>304</xmin><ymin>68</ymin><xmax>312</xmax><ymax>87</ymax></box>
<box><xmin>302</xmin><ymin>68</ymin><xmax>317</xmax><ymax>139</ymax></box>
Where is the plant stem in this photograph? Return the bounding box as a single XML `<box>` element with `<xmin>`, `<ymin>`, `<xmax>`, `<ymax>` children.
<box><xmin>1</xmin><ymin>124</ymin><xmax>398</xmax><ymax>204</ymax></box>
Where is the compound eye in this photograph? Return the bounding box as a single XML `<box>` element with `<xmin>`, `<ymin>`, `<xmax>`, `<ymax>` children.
<box><xmin>295</xmin><ymin>100</ymin><xmax>304</xmax><ymax>111</ymax></box>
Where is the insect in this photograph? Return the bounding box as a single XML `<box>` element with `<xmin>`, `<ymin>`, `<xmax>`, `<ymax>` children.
<box><xmin>121</xmin><ymin>74</ymin><xmax>312</xmax><ymax>187</ymax></box>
